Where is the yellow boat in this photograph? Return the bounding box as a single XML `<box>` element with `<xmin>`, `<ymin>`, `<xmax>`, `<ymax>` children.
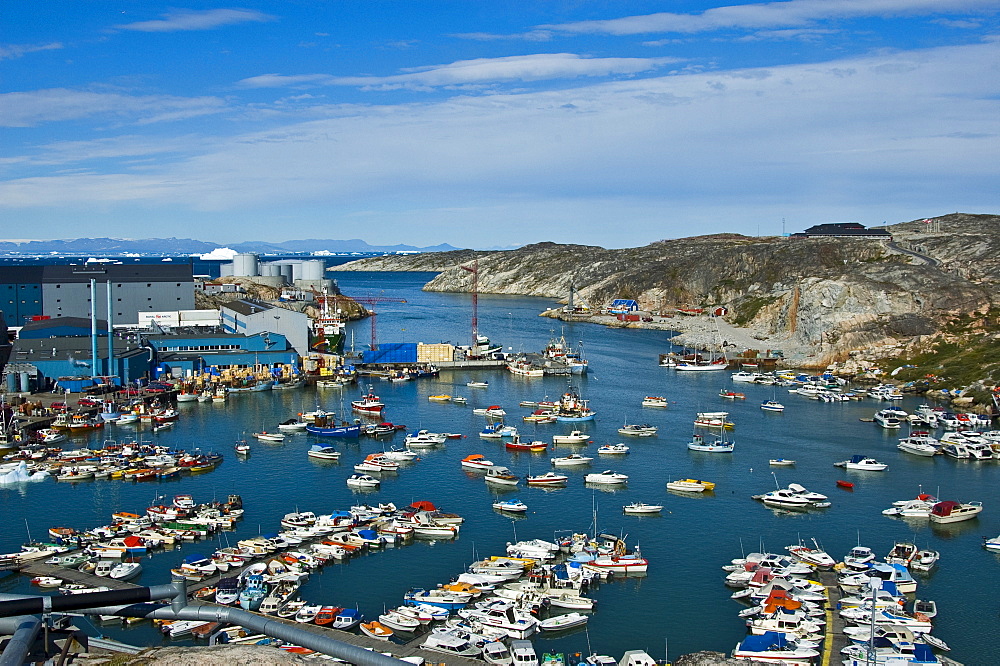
<box><xmin>428</xmin><ymin>395</ymin><xmax>451</xmax><ymax>402</ymax></box>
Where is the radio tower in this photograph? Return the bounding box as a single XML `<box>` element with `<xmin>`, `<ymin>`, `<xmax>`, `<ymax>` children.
<box><xmin>460</xmin><ymin>256</ymin><xmax>479</xmax><ymax>348</ymax></box>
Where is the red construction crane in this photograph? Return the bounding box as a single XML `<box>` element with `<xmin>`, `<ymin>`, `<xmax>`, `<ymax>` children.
<box><xmin>348</xmin><ymin>294</ymin><xmax>407</xmax><ymax>351</ymax></box>
<box><xmin>460</xmin><ymin>256</ymin><xmax>479</xmax><ymax>348</ymax></box>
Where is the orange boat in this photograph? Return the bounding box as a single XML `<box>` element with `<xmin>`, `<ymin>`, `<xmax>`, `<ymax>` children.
<box><xmin>505</xmin><ymin>436</ymin><xmax>548</xmax><ymax>452</ymax></box>
<box><xmin>313</xmin><ymin>606</ymin><xmax>342</xmax><ymax>626</ymax></box>
<box><xmin>359</xmin><ymin>620</ymin><xmax>393</xmax><ymax>641</ymax></box>
<box><xmin>836</xmin><ymin>480</ymin><xmax>855</xmax><ymax>489</ymax></box>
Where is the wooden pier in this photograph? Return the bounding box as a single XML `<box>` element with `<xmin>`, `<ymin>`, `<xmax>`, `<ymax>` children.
<box><xmin>818</xmin><ymin>570</ymin><xmax>849</xmax><ymax>666</ymax></box>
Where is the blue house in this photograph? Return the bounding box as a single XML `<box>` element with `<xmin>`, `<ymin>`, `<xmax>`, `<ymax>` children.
<box><xmin>146</xmin><ymin>331</ymin><xmax>298</xmax><ymax>379</ymax></box>
<box><xmin>608</xmin><ymin>299</ymin><xmax>639</xmax><ymax>314</ymax></box>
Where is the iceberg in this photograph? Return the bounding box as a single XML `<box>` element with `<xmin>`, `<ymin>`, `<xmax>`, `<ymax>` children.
<box><xmin>0</xmin><ymin>462</ymin><xmax>49</xmax><ymax>484</ymax></box>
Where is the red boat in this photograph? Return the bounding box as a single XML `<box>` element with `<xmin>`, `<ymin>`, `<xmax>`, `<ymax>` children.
<box><xmin>505</xmin><ymin>437</ymin><xmax>548</xmax><ymax>452</ymax></box>
<box><xmin>351</xmin><ymin>390</ymin><xmax>385</xmax><ymax>414</ymax></box>
<box><xmin>836</xmin><ymin>480</ymin><xmax>854</xmax><ymax>489</ymax></box>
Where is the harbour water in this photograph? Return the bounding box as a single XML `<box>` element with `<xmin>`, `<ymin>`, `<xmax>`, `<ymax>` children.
<box><xmin>1</xmin><ymin>270</ymin><xmax>997</xmax><ymax>662</ymax></box>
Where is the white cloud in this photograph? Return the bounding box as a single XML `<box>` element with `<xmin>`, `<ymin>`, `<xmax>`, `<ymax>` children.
<box><xmin>0</xmin><ymin>88</ymin><xmax>226</xmax><ymax>127</ymax></box>
<box><xmin>541</xmin><ymin>0</ymin><xmax>997</xmax><ymax>35</ymax></box>
<box><xmin>238</xmin><ymin>54</ymin><xmax>679</xmax><ymax>90</ymax></box>
<box><xmin>116</xmin><ymin>8</ymin><xmax>275</xmax><ymax>33</ymax></box>
<box><xmin>0</xmin><ymin>40</ymin><xmax>996</xmax><ymax>247</ymax></box>
<box><xmin>452</xmin><ymin>30</ymin><xmax>554</xmax><ymax>42</ymax></box>
<box><xmin>0</xmin><ymin>42</ymin><xmax>62</xmax><ymax>61</ymax></box>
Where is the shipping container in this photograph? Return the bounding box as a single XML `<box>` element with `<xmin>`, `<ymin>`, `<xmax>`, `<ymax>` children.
<box><xmin>362</xmin><ymin>342</ymin><xmax>418</xmax><ymax>365</ymax></box>
<box><xmin>417</xmin><ymin>343</ymin><xmax>455</xmax><ymax>363</ymax></box>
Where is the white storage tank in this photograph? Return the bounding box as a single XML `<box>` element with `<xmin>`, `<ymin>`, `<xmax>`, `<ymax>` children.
<box><xmin>300</xmin><ymin>260</ymin><xmax>325</xmax><ymax>281</ymax></box>
<box><xmin>279</xmin><ymin>263</ymin><xmax>295</xmax><ymax>282</ymax></box>
<box><xmin>219</xmin><ymin>263</ymin><xmax>233</xmax><ymax>277</ymax></box>
<box><xmin>232</xmin><ymin>253</ymin><xmax>259</xmax><ymax>277</ymax></box>
<box><xmin>260</xmin><ymin>262</ymin><xmax>281</xmax><ymax>277</ymax></box>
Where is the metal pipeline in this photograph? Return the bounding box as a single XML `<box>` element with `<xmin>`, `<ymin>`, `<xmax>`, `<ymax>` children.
<box><xmin>0</xmin><ymin>586</ymin><xmax>403</xmax><ymax>665</ymax></box>
<box><xmin>77</xmin><ymin>603</ymin><xmax>403</xmax><ymax>665</ymax></box>
<box><xmin>0</xmin><ymin>616</ymin><xmax>42</xmax><ymax>666</ymax></box>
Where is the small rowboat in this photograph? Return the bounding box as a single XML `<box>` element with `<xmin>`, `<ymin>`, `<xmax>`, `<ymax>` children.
<box><xmin>359</xmin><ymin>620</ymin><xmax>393</xmax><ymax>641</ymax></box>
<box><xmin>836</xmin><ymin>480</ymin><xmax>855</xmax><ymax>489</ymax></box>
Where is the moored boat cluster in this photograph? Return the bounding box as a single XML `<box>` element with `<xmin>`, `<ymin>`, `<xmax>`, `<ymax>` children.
<box><xmin>725</xmin><ymin>537</ymin><xmax>952</xmax><ymax>665</ymax></box>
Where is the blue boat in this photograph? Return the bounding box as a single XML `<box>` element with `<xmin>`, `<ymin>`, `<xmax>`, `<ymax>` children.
<box><xmin>239</xmin><ymin>573</ymin><xmax>267</xmax><ymax>611</ymax></box>
<box><xmin>403</xmin><ymin>587</ymin><xmax>469</xmax><ymax>610</ymax></box>
<box><xmin>305</xmin><ymin>423</ymin><xmax>362</xmax><ymax>438</ymax></box>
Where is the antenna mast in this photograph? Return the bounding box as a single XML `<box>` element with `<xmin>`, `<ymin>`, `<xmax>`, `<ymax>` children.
<box><xmin>460</xmin><ymin>256</ymin><xmax>479</xmax><ymax>347</ymax></box>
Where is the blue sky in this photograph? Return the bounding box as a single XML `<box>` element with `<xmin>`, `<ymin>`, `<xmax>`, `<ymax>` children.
<box><xmin>1</xmin><ymin>1</ymin><xmax>997</xmax><ymax>249</ymax></box>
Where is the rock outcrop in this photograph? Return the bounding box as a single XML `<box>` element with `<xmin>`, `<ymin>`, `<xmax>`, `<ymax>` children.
<box><xmin>331</xmin><ymin>214</ymin><xmax>999</xmax><ymax>371</ymax></box>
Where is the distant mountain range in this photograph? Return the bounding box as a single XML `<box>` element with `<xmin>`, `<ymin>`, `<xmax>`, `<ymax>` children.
<box><xmin>0</xmin><ymin>237</ymin><xmax>460</xmax><ymax>255</ymax></box>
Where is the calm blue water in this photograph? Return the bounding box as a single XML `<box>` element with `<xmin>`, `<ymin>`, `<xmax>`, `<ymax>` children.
<box><xmin>2</xmin><ymin>271</ymin><xmax>996</xmax><ymax>662</ymax></box>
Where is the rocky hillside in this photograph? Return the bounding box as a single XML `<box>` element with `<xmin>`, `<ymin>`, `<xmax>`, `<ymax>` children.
<box><xmin>330</xmin><ymin>214</ymin><xmax>999</xmax><ymax>382</ymax></box>
<box><xmin>334</xmin><ymin>249</ymin><xmax>485</xmax><ymax>273</ymax></box>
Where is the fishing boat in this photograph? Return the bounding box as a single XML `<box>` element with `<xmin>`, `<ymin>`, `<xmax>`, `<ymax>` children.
<box><xmin>623</xmin><ymin>503</ymin><xmax>663</xmax><ymax>514</ymax></box>
<box><xmin>506</xmin><ymin>437</ymin><xmax>548</xmax><ymax>452</ymax></box>
<box><xmin>526</xmin><ymin>471</ymin><xmax>569</xmax><ymax>486</ymax></box>
<box><xmin>304</xmin><ymin>420</ymin><xmax>362</xmax><ymax>438</ymax></box>
<box><xmin>351</xmin><ymin>388</ymin><xmax>385</xmax><ymax>414</ymax></box>
<box><xmin>667</xmin><ymin>478</ymin><xmax>715</xmax><ymax>493</ymax></box>
<box><xmin>597</xmin><ymin>443</ymin><xmax>630</xmax><ymax>454</ymax></box>
<box><xmin>641</xmin><ymin>396</ymin><xmax>668</xmax><ymax>408</ymax></box>
<box><xmin>493</xmin><ymin>499</ymin><xmax>528</xmax><ymax>513</ymax></box>
<box><xmin>253</xmin><ymin>431</ymin><xmax>285</xmax><ymax>442</ymax></box>
<box><xmin>234</xmin><ymin>440</ymin><xmax>250</xmax><ymax>455</ymax></box>
<box><xmin>460</xmin><ymin>454</ymin><xmax>494</xmax><ymax>471</ymax></box>
<box><xmin>332</xmin><ymin>608</ymin><xmax>362</xmax><ymax>630</ymax></box>
<box><xmin>687</xmin><ymin>432</ymin><xmax>734</xmax><ymax>453</ymax></box>
<box><xmin>551</xmin><ymin>430</ymin><xmax>590</xmax><ymax>444</ymax></box>
<box><xmin>719</xmin><ymin>389</ymin><xmax>746</xmax><ymax>400</ymax></box>
<box><xmin>785</xmin><ymin>539</ymin><xmax>836</xmax><ymax>569</ymax></box>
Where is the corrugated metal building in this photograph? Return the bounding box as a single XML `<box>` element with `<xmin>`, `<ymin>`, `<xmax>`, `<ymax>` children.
<box><xmin>220</xmin><ymin>299</ymin><xmax>309</xmax><ymax>357</ymax></box>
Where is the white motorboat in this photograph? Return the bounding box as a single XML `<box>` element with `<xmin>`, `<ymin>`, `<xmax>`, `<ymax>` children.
<box><xmin>897</xmin><ymin>434</ymin><xmax>940</xmax><ymax>457</ymax></box>
<box><xmin>383</xmin><ymin>446</ymin><xmax>419</xmax><ymax>461</ymax></box>
<box><xmin>460</xmin><ymin>454</ymin><xmax>494</xmax><ymax>471</ymax></box>
<box><xmin>667</xmin><ymin>478</ymin><xmax>715</xmax><ymax>493</ymax></box>
<box><xmin>597</xmin><ymin>443</ymin><xmax>630</xmax><ymax>454</ymax></box>
<box><xmin>928</xmin><ymin>500</ymin><xmax>982</xmax><ymax>523</ymax></box>
<box><xmin>551</xmin><ymin>453</ymin><xmax>593</xmax><ymax>466</ymax></box>
<box><xmin>422</xmin><ymin>630</ymin><xmax>482</xmax><ymax>658</ymax></box>
<box><xmin>786</xmin><ymin>540</ymin><xmax>836</xmax><ymax>569</ymax></box>
<box><xmin>843</xmin><ymin>545</ymin><xmax>876</xmax><ymax>570</ymax></box>
<box><xmin>785</xmin><ymin>483</ymin><xmax>828</xmax><ymax>503</ymax></box>
<box><xmin>834</xmin><ymin>455</ymin><xmax>888</xmax><ymax>471</ymax></box>
<box><xmin>873</xmin><ymin>409</ymin><xmax>903</xmax><ymax>429</ymax></box>
<box><xmin>984</xmin><ymin>534</ymin><xmax>1000</xmax><ymax>551</ymax></box>
<box><xmin>493</xmin><ymin>499</ymin><xmax>528</xmax><ymax>513</ymax></box>
<box><xmin>623</xmin><ymin>502</ymin><xmax>663</xmax><ymax>514</ymax></box>
<box><xmin>482</xmin><ymin>640</ymin><xmax>513</xmax><ymax>665</ymax></box>
<box><xmin>769</xmin><ymin>458</ymin><xmax>795</xmax><ymax>465</ymax></box>
<box><xmin>404</xmin><ymin>430</ymin><xmax>447</xmax><ymax>447</ymax></box>
<box><xmin>108</xmin><ymin>561</ymin><xmax>142</xmax><ymax>580</ymax></box>
<box><xmin>641</xmin><ymin>396</ymin><xmax>668</xmax><ymax>407</ymax></box>
<box><xmin>584</xmin><ymin>470</ymin><xmax>628</xmax><ymax>485</ymax></box>
<box><xmin>538</xmin><ymin>612</ymin><xmax>589</xmax><ymax>632</ymax></box>
<box><xmin>552</xmin><ymin>430</ymin><xmax>590</xmax><ymax>444</ymax></box>
<box><xmin>306</xmin><ymin>445</ymin><xmax>340</xmax><ymax>460</ymax></box>
<box><xmin>277</xmin><ymin>419</ymin><xmax>308</xmax><ymax>431</ymax></box>
<box><xmin>253</xmin><ymin>431</ymin><xmax>286</xmax><ymax>442</ymax></box>
<box><xmin>910</xmin><ymin>548</ymin><xmax>939</xmax><ymax>572</ymax></box>
<box><xmin>618</xmin><ymin>423</ymin><xmax>657</xmax><ymax>436</ymax></box>
<box><xmin>732</xmin><ymin>632</ymin><xmax>819</xmax><ymax>664</ymax></box>
<box><xmin>378</xmin><ymin>609</ymin><xmax>420</xmax><ymax>633</ymax></box>
<box><xmin>346</xmin><ymin>473</ymin><xmax>380</xmax><ymax>488</ymax></box>
<box><xmin>526</xmin><ymin>471</ymin><xmax>568</xmax><ymax>486</ymax></box>
<box><xmin>760</xmin><ymin>400</ymin><xmax>785</xmax><ymax>412</ymax></box>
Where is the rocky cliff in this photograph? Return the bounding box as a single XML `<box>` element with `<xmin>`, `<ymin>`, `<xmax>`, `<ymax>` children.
<box><xmin>333</xmin><ymin>214</ymin><xmax>999</xmax><ymax>375</ymax></box>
